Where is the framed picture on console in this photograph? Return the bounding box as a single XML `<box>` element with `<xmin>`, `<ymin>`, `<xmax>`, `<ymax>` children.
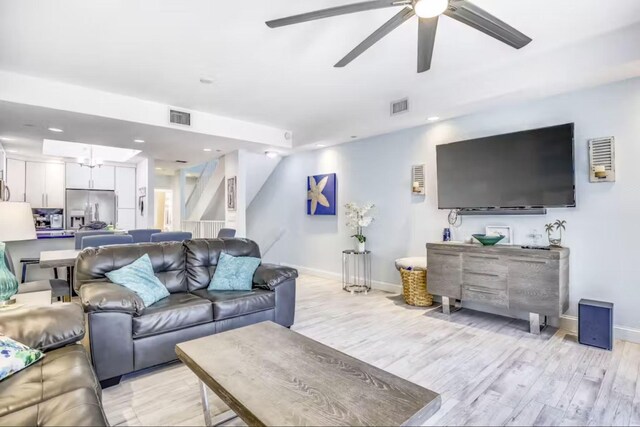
<box><xmin>485</xmin><ymin>225</ymin><xmax>513</xmax><ymax>245</ymax></box>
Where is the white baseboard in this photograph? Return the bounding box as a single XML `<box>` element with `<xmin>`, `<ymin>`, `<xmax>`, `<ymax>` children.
<box><xmin>282</xmin><ymin>263</ymin><xmax>402</xmax><ymax>294</ymax></box>
<box><xmin>559</xmin><ymin>315</ymin><xmax>640</xmax><ymax>344</ymax></box>
<box><xmin>283</xmin><ymin>263</ymin><xmax>640</xmax><ymax>345</ymax></box>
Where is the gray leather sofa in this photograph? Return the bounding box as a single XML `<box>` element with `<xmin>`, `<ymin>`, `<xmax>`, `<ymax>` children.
<box><xmin>0</xmin><ymin>303</ymin><xmax>108</xmax><ymax>426</ymax></box>
<box><xmin>75</xmin><ymin>238</ymin><xmax>298</xmax><ymax>387</ymax></box>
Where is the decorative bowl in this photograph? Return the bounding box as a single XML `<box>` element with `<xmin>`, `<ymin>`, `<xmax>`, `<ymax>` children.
<box><xmin>472</xmin><ymin>234</ymin><xmax>505</xmax><ymax>246</ymax></box>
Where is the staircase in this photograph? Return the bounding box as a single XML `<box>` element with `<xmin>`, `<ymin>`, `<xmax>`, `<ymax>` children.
<box><xmin>184</xmin><ymin>159</ymin><xmax>224</xmax><ymax>221</ymax></box>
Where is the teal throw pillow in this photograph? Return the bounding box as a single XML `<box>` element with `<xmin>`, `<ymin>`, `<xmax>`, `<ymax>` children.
<box><xmin>0</xmin><ymin>336</ymin><xmax>44</xmax><ymax>381</ymax></box>
<box><xmin>106</xmin><ymin>254</ymin><xmax>169</xmax><ymax>307</ymax></box>
<box><xmin>208</xmin><ymin>253</ymin><xmax>261</xmax><ymax>291</ymax></box>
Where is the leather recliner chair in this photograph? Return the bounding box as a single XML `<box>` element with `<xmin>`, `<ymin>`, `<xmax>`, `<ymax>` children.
<box><xmin>0</xmin><ymin>304</ymin><xmax>109</xmax><ymax>426</ymax></box>
<box><xmin>75</xmin><ymin>238</ymin><xmax>298</xmax><ymax>387</ymax></box>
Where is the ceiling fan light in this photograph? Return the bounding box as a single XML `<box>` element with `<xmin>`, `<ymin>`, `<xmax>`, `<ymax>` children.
<box><xmin>414</xmin><ymin>0</ymin><xmax>448</xmax><ymax>18</ymax></box>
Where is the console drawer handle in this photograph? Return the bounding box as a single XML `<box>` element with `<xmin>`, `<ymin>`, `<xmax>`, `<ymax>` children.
<box><xmin>464</xmin><ymin>271</ymin><xmax>500</xmax><ymax>278</ymax></box>
<box><xmin>509</xmin><ymin>258</ymin><xmax>548</xmax><ymax>264</ymax></box>
<box><xmin>465</xmin><ymin>286</ymin><xmax>500</xmax><ymax>295</ymax></box>
<box><xmin>468</xmin><ymin>255</ymin><xmax>500</xmax><ymax>260</ymax></box>
<box><xmin>432</xmin><ymin>252</ymin><xmax>458</xmax><ymax>257</ymax></box>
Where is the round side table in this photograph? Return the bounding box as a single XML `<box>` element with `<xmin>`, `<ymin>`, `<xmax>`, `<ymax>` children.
<box><xmin>342</xmin><ymin>250</ymin><xmax>372</xmax><ymax>294</ymax></box>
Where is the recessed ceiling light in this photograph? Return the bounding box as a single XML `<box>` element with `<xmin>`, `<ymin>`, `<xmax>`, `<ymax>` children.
<box><xmin>134</xmin><ymin>139</ymin><xmax>145</xmax><ymax>143</ymax></box>
<box><xmin>265</xmin><ymin>151</ymin><xmax>278</xmax><ymax>159</ymax></box>
<box><xmin>427</xmin><ymin>116</ymin><xmax>440</xmax><ymax>122</ymax></box>
<box><xmin>203</xmin><ymin>148</ymin><xmax>212</xmax><ymax>152</ymax></box>
<box><xmin>6</xmin><ymin>149</ymin><xmax>18</xmax><ymax>153</ymax></box>
<box><xmin>316</xmin><ymin>144</ymin><xmax>326</xmax><ymax>148</ymax></box>
<box><xmin>0</xmin><ymin>137</ymin><xmax>15</xmax><ymax>141</ymax></box>
<box><xmin>48</xmin><ymin>127</ymin><xmax>64</xmax><ymax>133</ymax></box>
<box><xmin>155</xmin><ymin>167</ymin><xmax>163</xmax><ymax>171</ymax></box>
<box><xmin>199</xmin><ymin>77</ymin><xmax>214</xmax><ymax>84</ymax></box>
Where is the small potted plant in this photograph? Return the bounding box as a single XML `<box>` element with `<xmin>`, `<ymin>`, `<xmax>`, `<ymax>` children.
<box><xmin>545</xmin><ymin>219</ymin><xmax>567</xmax><ymax>247</ymax></box>
<box><xmin>345</xmin><ymin>202</ymin><xmax>375</xmax><ymax>252</ymax></box>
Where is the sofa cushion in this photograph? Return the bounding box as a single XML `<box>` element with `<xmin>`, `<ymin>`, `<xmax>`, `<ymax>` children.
<box><xmin>192</xmin><ymin>289</ymin><xmax>275</xmax><ymax>321</ymax></box>
<box><xmin>75</xmin><ymin>242</ymin><xmax>187</xmax><ymax>293</ymax></box>
<box><xmin>185</xmin><ymin>239</ymin><xmax>261</xmax><ymax>291</ymax></box>
<box><xmin>0</xmin><ymin>344</ymin><xmax>100</xmax><ymax>418</ymax></box>
<box><xmin>106</xmin><ymin>254</ymin><xmax>170</xmax><ymax>308</ymax></box>
<box><xmin>208</xmin><ymin>253</ymin><xmax>261</xmax><ymax>291</ymax></box>
<box><xmin>0</xmin><ymin>387</ymin><xmax>108</xmax><ymax>426</ymax></box>
<box><xmin>132</xmin><ymin>293</ymin><xmax>213</xmax><ymax>338</ymax></box>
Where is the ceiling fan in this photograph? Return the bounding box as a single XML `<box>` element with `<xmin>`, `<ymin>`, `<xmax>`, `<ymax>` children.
<box><xmin>266</xmin><ymin>0</ymin><xmax>532</xmax><ymax>73</ymax></box>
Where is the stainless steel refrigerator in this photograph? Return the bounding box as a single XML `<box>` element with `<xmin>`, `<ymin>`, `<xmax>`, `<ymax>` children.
<box><xmin>65</xmin><ymin>189</ymin><xmax>116</xmax><ymax>230</ymax></box>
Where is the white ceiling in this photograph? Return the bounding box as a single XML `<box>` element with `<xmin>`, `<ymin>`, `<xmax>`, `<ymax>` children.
<box><xmin>1</xmin><ymin>0</ymin><xmax>640</xmax><ymax>149</ymax></box>
<box><xmin>0</xmin><ymin>101</ymin><xmax>272</xmax><ymax>170</ymax></box>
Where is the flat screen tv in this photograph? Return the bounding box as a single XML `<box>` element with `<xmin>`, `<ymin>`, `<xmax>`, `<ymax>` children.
<box><xmin>436</xmin><ymin>123</ymin><xmax>575</xmax><ymax>210</ymax></box>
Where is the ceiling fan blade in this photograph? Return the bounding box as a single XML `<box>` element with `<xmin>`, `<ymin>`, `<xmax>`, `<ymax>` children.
<box><xmin>444</xmin><ymin>0</ymin><xmax>532</xmax><ymax>49</ymax></box>
<box><xmin>266</xmin><ymin>0</ymin><xmax>407</xmax><ymax>28</ymax></box>
<box><xmin>417</xmin><ymin>16</ymin><xmax>439</xmax><ymax>73</ymax></box>
<box><xmin>335</xmin><ymin>7</ymin><xmax>415</xmax><ymax>68</ymax></box>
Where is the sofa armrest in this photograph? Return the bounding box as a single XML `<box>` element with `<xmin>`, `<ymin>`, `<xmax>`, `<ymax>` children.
<box><xmin>80</xmin><ymin>282</ymin><xmax>144</xmax><ymax>316</ymax></box>
<box><xmin>0</xmin><ymin>303</ymin><xmax>85</xmax><ymax>352</ymax></box>
<box><xmin>253</xmin><ymin>264</ymin><xmax>298</xmax><ymax>290</ymax></box>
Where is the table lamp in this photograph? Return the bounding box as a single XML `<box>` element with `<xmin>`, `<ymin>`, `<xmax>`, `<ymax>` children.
<box><xmin>0</xmin><ymin>202</ymin><xmax>37</xmax><ymax>305</ymax></box>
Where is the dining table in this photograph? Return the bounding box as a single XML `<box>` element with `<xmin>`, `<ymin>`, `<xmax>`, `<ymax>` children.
<box><xmin>39</xmin><ymin>249</ymin><xmax>82</xmax><ymax>294</ymax></box>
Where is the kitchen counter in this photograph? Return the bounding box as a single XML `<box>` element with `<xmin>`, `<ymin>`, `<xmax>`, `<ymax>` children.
<box><xmin>36</xmin><ymin>231</ymin><xmax>75</xmax><ymax>240</ymax></box>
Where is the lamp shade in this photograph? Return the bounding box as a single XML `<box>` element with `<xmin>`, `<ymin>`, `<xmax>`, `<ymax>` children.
<box><xmin>0</xmin><ymin>202</ymin><xmax>37</xmax><ymax>242</ymax></box>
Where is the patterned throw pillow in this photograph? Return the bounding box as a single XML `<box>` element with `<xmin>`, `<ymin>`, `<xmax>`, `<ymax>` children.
<box><xmin>0</xmin><ymin>336</ymin><xmax>44</xmax><ymax>381</ymax></box>
<box><xmin>208</xmin><ymin>253</ymin><xmax>261</xmax><ymax>291</ymax></box>
<box><xmin>106</xmin><ymin>254</ymin><xmax>170</xmax><ymax>307</ymax></box>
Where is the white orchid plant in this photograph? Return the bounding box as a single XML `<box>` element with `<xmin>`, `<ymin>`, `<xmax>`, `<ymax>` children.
<box><xmin>345</xmin><ymin>202</ymin><xmax>375</xmax><ymax>244</ymax></box>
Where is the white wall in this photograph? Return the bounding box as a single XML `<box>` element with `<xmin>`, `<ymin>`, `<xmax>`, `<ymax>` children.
<box><xmin>248</xmin><ymin>77</ymin><xmax>640</xmax><ymax>332</ymax></box>
<box><xmin>135</xmin><ymin>157</ymin><xmax>155</xmax><ymax>228</ymax></box>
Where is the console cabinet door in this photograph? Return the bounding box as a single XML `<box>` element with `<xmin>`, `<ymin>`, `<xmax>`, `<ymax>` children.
<box><xmin>507</xmin><ymin>257</ymin><xmax>559</xmax><ymax>316</ymax></box>
<box><xmin>427</xmin><ymin>250</ymin><xmax>462</xmax><ymax>299</ymax></box>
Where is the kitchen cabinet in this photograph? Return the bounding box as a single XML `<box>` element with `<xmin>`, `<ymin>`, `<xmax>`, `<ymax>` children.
<box><xmin>45</xmin><ymin>163</ymin><xmax>65</xmax><ymax>208</ymax></box>
<box><xmin>91</xmin><ymin>166</ymin><xmax>115</xmax><ymax>190</ymax></box>
<box><xmin>116</xmin><ymin>208</ymin><xmax>136</xmax><ymax>231</ymax></box>
<box><xmin>65</xmin><ymin>163</ymin><xmax>91</xmax><ymax>189</ymax></box>
<box><xmin>65</xmin><ymin>163</ymin><xmax>115</xmax><ymax>190</ymax></box>
<box><xmin>5</xmin><ymin>159</ymin><xmax>26</xmax><ymax>202</ymax></box>
<box><xmin>115</xmin><ymin>167</ymin><xmax>136</xmax><ymax>209</ymax></box>
<box><xmin>25</xmin><ymin>161</ymin><xmax>65</xmax><ymax>208</ymax></box>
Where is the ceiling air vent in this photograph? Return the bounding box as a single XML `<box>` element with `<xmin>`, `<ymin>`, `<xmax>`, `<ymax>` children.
<box><xmin>390</xmin><ymin>98</ymin><xmax>409</xmax><ymax>116</ymax></box>
<box><xmin>169</xmin><ymin>109</ymin><xmax>191</xmax><ymax>126</ymax></box>
<box><xmin>589</xmin><ymin>136</ymin><xmax>615</xmax><ymax>183</ymax></box>
<box><xmin>175</xmin><ymin>160</ymin><xmax>188</xmax><ymax>164</ymax></box>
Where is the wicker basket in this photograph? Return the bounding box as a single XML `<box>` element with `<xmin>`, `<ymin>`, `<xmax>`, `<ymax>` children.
<box><xmin>400</xmin><ymin>268</ymin><xmax>433</xmax><ymax>307</ymax></box>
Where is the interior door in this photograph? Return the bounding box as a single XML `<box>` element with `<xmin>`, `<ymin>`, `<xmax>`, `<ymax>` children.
<box><xmin>115</xmin><ymin>167</ymin><xmax>136</xmax><ymax>209</ymax></box>
<box><xmin>65</xmin><ymin>162</ymin><xmax>91</xmax><ymax>189</ymax></box>
<box><xmin>6</xmin><ymin>159</ymin><xmax>26</xmax><ymax>202</ymax></box>
<box><xmin>25</xmin><ymin>162</ymin><xmax>46</xmax><ymax>208</ymax></box>
<box><xmin>91</xmin><ymin>166</ymin><xmax>115</xmax><ymax>190</ymax></box>
<box><xmin>45</xmin><ymin>163</ymin><xmax>65</xmax><ymax>208</ymax></box>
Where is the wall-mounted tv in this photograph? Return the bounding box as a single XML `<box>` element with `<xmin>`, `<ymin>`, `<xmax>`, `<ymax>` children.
<box><xmin>436</xmin><ymin>123</ymin><xmax>576</xmax><ymax>210</ymax></box>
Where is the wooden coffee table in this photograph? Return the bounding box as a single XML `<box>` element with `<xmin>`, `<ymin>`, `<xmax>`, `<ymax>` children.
<box><xmin>176</xmin><ymin>321</ymin><xmax>440</xmax><ymax>426</ymax></box>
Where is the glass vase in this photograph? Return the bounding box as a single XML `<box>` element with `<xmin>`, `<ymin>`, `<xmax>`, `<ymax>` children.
<box><xmin>0</xmin><ymin>242</ymin><xmax>19</xmax><ymax>304</ymax></box>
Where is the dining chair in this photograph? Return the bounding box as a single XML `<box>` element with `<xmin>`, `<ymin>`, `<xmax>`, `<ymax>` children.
<box><xmin>217</xmin><ymin>228</ymin><xmax>236</xmax><ymax>238</ymax></box>
<box><xmin>128</xmin><ymin>229</ymin><xmax>162</xmax><ymax>243</ymax></box>
<box><xmin>81</xmin><ymin>234</ymin><xmax>134</xmax><ymax>249</ymax></box>
<box><xmin>150</xmin><ymin>232</ymin><xmax>192</xmax><ymax>242</ymax></box>
<box><xmin>74</xmin><ymin>230</ymin><xmax>115</xmax><ymax>249</ymax></box>
<box><xmin>4</xmin><ymin>250</ymin><xmax>70</xmax><ymax>301</ymax></box>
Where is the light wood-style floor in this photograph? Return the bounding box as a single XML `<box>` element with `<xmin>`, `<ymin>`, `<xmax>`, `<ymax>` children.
<box><xmin>102</xmin><ymin>275</ymin><xmax>640</xmax><ymax>426</ymax></box>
